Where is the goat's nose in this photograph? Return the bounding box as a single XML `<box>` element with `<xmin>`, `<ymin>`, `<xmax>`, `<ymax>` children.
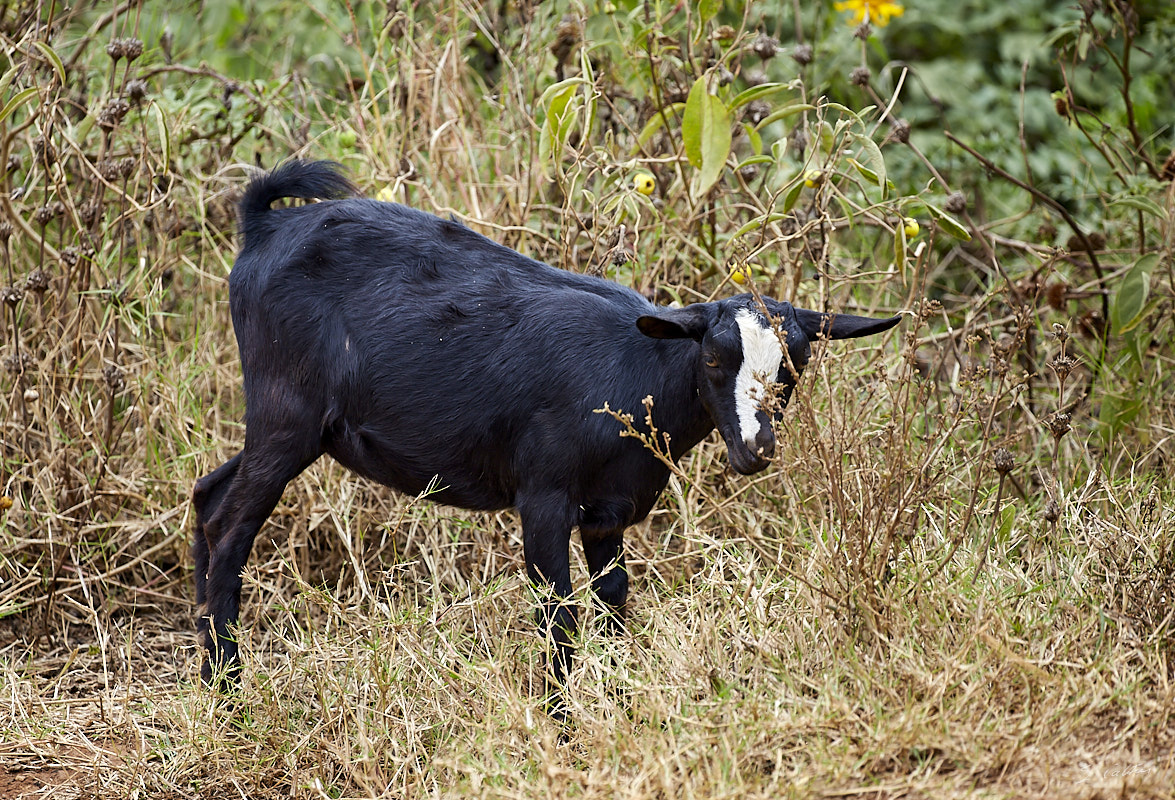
<box><xmin>753</xmin><ymin>426</ymin><xmax>775</xmax><ymax>460</ymax></box>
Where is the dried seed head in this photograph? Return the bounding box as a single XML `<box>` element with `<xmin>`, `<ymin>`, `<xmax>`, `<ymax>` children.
<box><xmin>717</xmin><ymin>66</ymin><xmax>734</xmax><ymax>87</ymax></box>
<box><xmin>119</xmin><ymin>157</ymin><xmax>137</xmax><ymax>179</ymax></box>
<box><xmin>2</xmin><ymin>284</ymin><xmax>23</xmax><ymax>306</ymax></box>
<box><xmin>992</xmin><ymin>333</ymin><xmax>1017</xmax><ymax>360</ymax></box>
<box><xmin>122</xmin><ymin>37</ymin><xmax>143</xmax><ymax>62</ymax></box>
<box><xmin>993</xmin><ymin>448</ymin><xmax>1014</xmax><ymax>475</ymax></box>
<box><xmin>1051</xmin><ymin>322</ymin><xmax>1069</xmax><ymax>344</ymax></box>
<box><xmin>1047</xmin><ymin>412</ymin><xmax>1072</xmax><ymax>440</ymax></box>
<box><xmin>32</xmin><ymin>137</ymin><xmax>56</xmax><ymax>166</ymax></box>
<box><xmin>0</xmin><ymin>221</ymin><xmax>12</xmax><ymax>243</ymax></box>
<box><xmin>6</xmin><ymin>155</ymin><xmax>20</xmax><ymax>174</ymax></box>
<box><xmin>102</xmin><ymin>364</ymin><xmax>126</xmax><ymax>394</ymax></box>
<box><xmin>33</xmin><ymin>205</ymin><xmax>55</xmax><ymax>227</ymax></box>
<box><xmin>106</xmin><ymin>39</ymin><xmax>125</xmax><ymax>61</ymax></box>
<box><xmin>854</xmin><ymin>22</ymin><xmax>873</xmax><ymax>40</ymax></box>
<box><xmin>752</xmin><ymin>33</ymin><xmax>779</xmax><ymax>60</ymax></box>
<box><xmin>791</xmin><ymin>43</ymin><xmax>814</xmax><ymax>66</ymax></box>
<box><xmin>789</xmin><ymin>126</ymin><xmax>809</xmax><ymax>158</ymax></box>
<box><xmin>25</xmin><ymin>269</ymin><xmax>49</xmax><ymax>294</ymax></box>
<box><xmin>3</xmin><ymin>352</ymin><xmax>31</xmax><ymax>374</ymax></box>
<box><xmin>945</xmin><ymin>191</ymin><xmax>967</xmax><ymax>214</ymax></box>
<box><xmin>1043</xmin><ymin>498</ymin><xmax>1061</xmax><ymax>523</ymax></box>
<box><xmin>126</xmin><ymin>79</ymin><xmax>149</xmax><ymax>103</ymax></box>
<box><xmin>919</xmin><ymin>299</ymin><xmax>943</xmax><ymax>320</ymax></box>
<box><xmin>743</xmin><ymin>69</ymin><xmax>768</xmax><ymax>87</ymax></box>
<box><xmin>550</xmin><ymin>16</ymin><xmax>581</xmax><ymax>64</ymax></box>
<box><xmin>98</xmin><ymin>158</ymin><xmax>122</xmax><ymax>182</ymax></box>
<box><xmin>609</xmin><ymin>243</ymin><xmax>633</xmax><ymax>266</ymax></box>
<box><xmin>1050</xmin><ymin>355</ymin><xmax>1076</xmax><ymax>382</ymax></box>
<box><xmin>80</xmin><ymin>200</ymin><xmax>102</xmax><ymax>227</ymax></box>
<box><xmin>744</xmin><ymin>99</ymin><xmax>771</xmax><ymax>126</ymax></box>
<box><xmin>97</xmin><ymin>99</ymin><xmax>130</xmax><ymax>130</ymax></box>
<box><xmin>60</xmin><ymin>246</ymin><xmax>80</xmax><ymax>267</ymax></box>
<box><xmin>850</xmin><ymin>66</ymin><xmax>871</xmax><ymax>86</ymax></box>
<box><xmin>891</xmin><ymin>119</ymin><xmax>911</xmax><ymax>143</ymax></box>
<box><xmin>712</xmin><ymin>25</ymin><xmax>736</xmax><ymax>43</ymax></box>
<box><xmin>738</xmin><ymin>163</ymin><xmax>760</xmax><ymax>182</ymax></box>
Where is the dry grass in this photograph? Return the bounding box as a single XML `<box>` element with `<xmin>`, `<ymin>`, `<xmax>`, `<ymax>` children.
<box><xmin>2</xmin><ymin>2</ymin><xmax>1174</xmax><ymax>798</ymax></box>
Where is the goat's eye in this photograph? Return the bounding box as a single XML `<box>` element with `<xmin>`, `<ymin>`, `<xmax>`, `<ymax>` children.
<box><xmin>704</xmin><ymin>354</ymin><xmax>720</xmax><ymax>369</ymax></box>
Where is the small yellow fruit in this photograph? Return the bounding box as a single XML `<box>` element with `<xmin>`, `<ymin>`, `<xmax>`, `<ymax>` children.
<box><xmin>633</xmin><ymin>173</ymin><xmax>656</xmax><ymax>196</ymax></box>
<box><xmin>803</xmin><ymin>169</ymin><xmax>824</xmax><ymax>188</ymax></box>
<box><xmin>376</xmin><ymin>185</ymin><xmax>395</xmax><ymax>203</ymax></box>
<box><xmin>902</xmin><ymin>217</ymin><xmax>920</xmax><ymax>238</ymax></box>
<box><xmin>730</xmin><ymin>265</ymin><xmax>751</xmax><ymax>285</ymax></box>
<box><xmin>0</xmin><ymin>496</ymin><xmax>12</xmax><ymax>511</ymax></box>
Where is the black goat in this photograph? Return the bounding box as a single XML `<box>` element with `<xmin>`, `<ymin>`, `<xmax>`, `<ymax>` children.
<box><xmin>193</xmin><ymin>160</ymin><xmax>900</xmax><ymax>695</ymax></box>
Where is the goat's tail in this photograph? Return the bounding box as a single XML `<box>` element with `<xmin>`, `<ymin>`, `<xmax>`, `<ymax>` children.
<box><xmin>239</xmin><ymin>160</ymin><xmax>358</xmax><ymax>246</ymax></box>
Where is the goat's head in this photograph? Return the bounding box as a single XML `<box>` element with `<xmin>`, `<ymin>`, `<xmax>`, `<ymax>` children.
<box><xmin>638</xmin><ymin>296</ymin><xmax>901</xmax><ymax>475</ymax></box>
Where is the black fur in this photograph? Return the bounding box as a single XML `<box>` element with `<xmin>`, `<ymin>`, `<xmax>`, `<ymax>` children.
<box><xmin>193</xmin><ymin>160</ymin><xmax>901</xmax><ymax>698</ymax></box>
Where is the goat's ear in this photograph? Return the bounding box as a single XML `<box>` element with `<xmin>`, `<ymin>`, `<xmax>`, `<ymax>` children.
<box><xmin>794</xmin><ymin>308</ymin><xmax>903</xmax><ymax>341</ymax></box>
<box><xmin>637</xmin><ymin>305</ymin><xmax>713</xmax><ymax>341</ymax></box>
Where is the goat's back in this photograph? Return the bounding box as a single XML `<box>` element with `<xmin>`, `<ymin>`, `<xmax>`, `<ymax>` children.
<box><xmin>227</xmin><ymin>195</ymin><xmax>689</xmax><ymax>512</ymax></box>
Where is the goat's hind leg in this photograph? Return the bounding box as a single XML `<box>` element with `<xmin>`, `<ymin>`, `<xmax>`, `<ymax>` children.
<box><xmin>192</xmin><ymin>452</ymin><xmax>244</xmax><ymax>610</ymax></box>
<box><xmin>198</xmin><ymin>432</ymin><xmax>321</xmax><ymax>688</ymax></box>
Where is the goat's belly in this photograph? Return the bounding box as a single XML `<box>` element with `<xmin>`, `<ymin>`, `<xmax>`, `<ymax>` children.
<box><xmin>324</xmin><ymin>427</ymin><xmax>514</xmax><ymax>512</ymax></box>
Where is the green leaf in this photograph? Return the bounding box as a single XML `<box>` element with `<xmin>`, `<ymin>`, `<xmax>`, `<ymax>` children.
<box><xmin>925</xmin><ymin>203</ymin><xmax>972</xmax><ymax>241</ymax></box>
<box><xmin>752</xmin><ymin>103</ymin><xmax>815</xmax><ymax>131</ymax></box>
<box><xmin>151</xmin><ymin>101</ymin><xmax>171</xmax><ymax>168</ymax></box>
<box><xmin>538</xmin><ymin>79</ymin><xmax>583</xmax><ymax>170</ymax></box>
<box><xmin>736</xmin><ymin>155</ymin><xmax>773</xmax><ymax>169</ymax></box>
<box><xmin>32</xmin><ymin>41</ymin><xmax>66</xmax><ymax>85</ymax></box>
<box><xmin>699</xmin><ymin>0</ymin><xmax>722</xmax><ymax>23</ymax></box>
<box><xmin>731</xmin><ymin>212</ymin><xmax>788</xmax><ymax>240</ymax></box>
<box><xmin>683</xmin><ymin>77</ymin><xmax>707</xmax><ymax>168</ymax></box>
<box><xmin>0</xmin><ymin>86</ymin><xmax>38</xmax><ymax>125</ymax></box>
<box><xmin>683</xmin><ymin>77</ymin><xmax>732</xmax><ymax>199</ymax></box>
<box><xmin>743</xmin><ymin>122</ymin><xmax>761</xmax><ymax>155</ymax></box>
<box><xmin>0</xmin><ymin>65</ymin><xmax>18</xmax><ymax>98</ymax></box>
<box><xmin>729</xmin><ymin>82</ymin><xmax>790</xmax><ymax>111</ymax></box>
<box><xmin>997</xmin><ymin>504</ymin><xmax>1016</xmax><ymax>541</ymax></box>
<box><xmin>1111</xmin><ymin>253</ymin><xmax>1159</xmax><ymax>333</ymax></box>
<box><xmin>782</xmin><ymin>179</ymin><xmax>804</xmax><ymax>212</ymax></box>
<box><xmin>849</xmin><ymin>132</ymin><xmax>886</xmax><ymax>199</ymax></box>
<box><xmin>1108</xmin><ymin>195</ymin><xmax>1168</xmax><ymax>221</ymax></box>
<box><xmin>846</xmin><ymin>157</ymin><xmax>880</xmax><ymax>186</ymax></box>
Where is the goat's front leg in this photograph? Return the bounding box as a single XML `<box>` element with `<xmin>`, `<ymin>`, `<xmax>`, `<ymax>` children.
<box><xmin>582</xmin><ymin>530</ymin><xmax>628</xmax><ymax>635</ymax></box>
<box><xmin>517</xmin><ymin>491</ymin><xmax>576</xmax><ymax>714</ymax></box>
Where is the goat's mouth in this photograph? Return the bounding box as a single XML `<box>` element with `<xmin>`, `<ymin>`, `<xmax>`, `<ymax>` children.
<box><xmin>723</xmin><ymin>435</ymin><xmax>773</xmax><ymax>475</ymax></box>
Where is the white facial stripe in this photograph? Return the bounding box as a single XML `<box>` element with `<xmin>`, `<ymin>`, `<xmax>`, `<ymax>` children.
<box><xmin>734</xmin><ymin>308</ymin><xmax>783</xmax><ymax>447</ymax></box>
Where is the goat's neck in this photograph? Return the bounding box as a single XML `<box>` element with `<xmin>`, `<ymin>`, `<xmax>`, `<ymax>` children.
<box><xmin>659</xmin><ymin>341</ymin><xmax>716</xmax><ymax>462</ymax></box>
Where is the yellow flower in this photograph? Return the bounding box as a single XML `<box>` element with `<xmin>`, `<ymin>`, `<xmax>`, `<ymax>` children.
<box><xmin>834</xmin><ymin>0</ymin><xmax>905</xmax><ymax>27</ymax></box>
<box><xmin>376</xmin><ymin>185</ymin><xmax>395</xmax><ymax>203</ymax></box>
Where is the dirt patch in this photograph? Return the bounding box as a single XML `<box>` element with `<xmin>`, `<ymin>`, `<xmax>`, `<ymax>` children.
<box><xmin>0</xmin><ymin>768</ymin><xmax>80</xmax><ymax>800</ymax></box>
